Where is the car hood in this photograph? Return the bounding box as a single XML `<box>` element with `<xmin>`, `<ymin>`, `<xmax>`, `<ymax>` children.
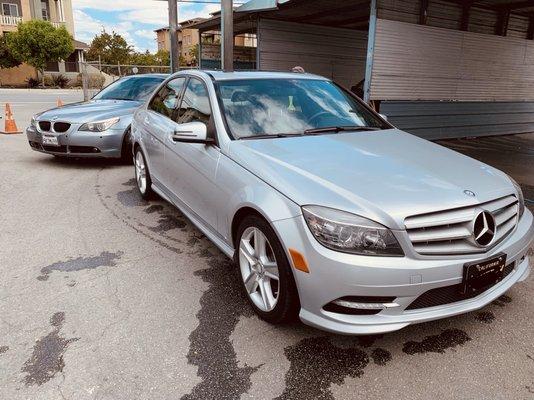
<box><xmin>36</xmin><ymin>99</ymin><xmax>142</xmax><ymax>123</ymax></box>
<box><xmin>227</xmin><ymin>129</ymin><xmax>515</xmax><ymax>229</ymax></box>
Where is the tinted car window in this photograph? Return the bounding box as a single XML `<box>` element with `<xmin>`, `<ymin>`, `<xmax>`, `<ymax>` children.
<box><xmin>148</xmin><ymin>77</ymin><xmax>186</xmax><ymax>119</ymax></box>
<box><xmin>176</xmin><ymin>78</ymin><xmax>211</xmax><ymax>125</ymax></box>
<box><xmin>217</xmin><ymin>79</ymin><xmax>387</xmax><ymax>139</ymax></box>
<box><xmin>93</xmin><ymin>76</ymin><xmax>165</xmax><ymax>101</ymax></box>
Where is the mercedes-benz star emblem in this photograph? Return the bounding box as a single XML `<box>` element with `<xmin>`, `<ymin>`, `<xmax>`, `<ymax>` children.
<box><xmin>464</xmin><ymin>190</ymin><xmax>476</xmax><ymax>197</ymax></box>
<box><xmin>473</xmin><ymin>211</ymin><xmax>496</xmax><ymax>247</ymax></box>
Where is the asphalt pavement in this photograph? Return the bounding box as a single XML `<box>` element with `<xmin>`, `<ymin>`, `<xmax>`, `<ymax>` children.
<box><xmin>0</xmin><ymin>90</ymin><xmax>533</xmax><ymax>400</ymax></box>
<box><xmin>0</xmin><ymin>89</ymin><xmax>84</xmax><ymax>131</ymax></box>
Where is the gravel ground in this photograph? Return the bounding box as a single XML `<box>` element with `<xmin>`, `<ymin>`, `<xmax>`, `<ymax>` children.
<box><xmin>0</xmin><ymin>91</ymin><xmax>533</xmax><ymax>399</ymax></box>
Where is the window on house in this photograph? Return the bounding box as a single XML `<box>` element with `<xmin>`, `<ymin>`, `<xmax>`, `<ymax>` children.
<box><xmin>41</xmin><ymin>1</ymin><xmax>48</xmax><ymax>20</ymax></box>
<box><xmin>2</xmin><ymin>3</ymin><xmax>19</xmax><ymax>17</ymax></box>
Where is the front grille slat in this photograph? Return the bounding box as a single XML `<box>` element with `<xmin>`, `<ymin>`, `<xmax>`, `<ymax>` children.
<box><xmin>495</xmin><ymin>204</ymin><xmax>518</xmax><ymax>226</ymax></box>
<box><xmin>404</xmin><ymin>209</ymin><xmax>475</xmax><ymax>230</ymax></box>
<box><xmin>413</xmin><ymin>241</ymin><xmax>482</xmax><ymax>255</ymax></box>
<box><xmin>408</xmin><ymin>225</ymin><xmax>472</xmax><ymax>243</ymax></box>
<box><xmin>405</xmin><ymin>195</ymin><xmax>518</xmax><ymax>256</ymax></box>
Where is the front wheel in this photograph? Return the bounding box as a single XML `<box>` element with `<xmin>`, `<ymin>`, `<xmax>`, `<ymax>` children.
<box><xmin>235</xmin><ymin>215</ymin><xmax>300</xmax><ymax>324</ymax></box>
<box><xmin>134</xmin><ymin>148</ymin><xmax>153</xmax><ymax>200</ymax></box>
<box><xmin>120</xmin><ymin>128</ymin><xmax>133</xmax><ymax>164</ymax></box>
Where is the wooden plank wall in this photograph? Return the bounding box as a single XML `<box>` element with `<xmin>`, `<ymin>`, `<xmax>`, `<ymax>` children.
<box><xmin>370</xmin><ymin>19</ymin><xmax>534</xmax><ymax>101</ymax></box>
<box><xmin>381</xmin><ymin>101</ymin><xmax>534</xmax><ymax>139</ymax></box>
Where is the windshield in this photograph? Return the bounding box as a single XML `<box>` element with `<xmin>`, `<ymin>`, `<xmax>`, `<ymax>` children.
<box><xmin>93</xmin><ymin>76</ymin><xmax>165</xmax><ymax>101</ymax></box>
<box><xmin>216</xmin><ymin>78</ymin><xmax>388</xmax><ymax>139</ymax></box>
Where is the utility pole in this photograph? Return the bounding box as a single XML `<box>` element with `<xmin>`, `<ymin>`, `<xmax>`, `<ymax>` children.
<box><xmin>221</xmin><ymin>0</ymin><xmax>233</xmax><ymax>72</ymax></box>
<box><xmin>168</xmin><ymin>0</ymin><xmax>179</xmax><ymax>73</ymax></box>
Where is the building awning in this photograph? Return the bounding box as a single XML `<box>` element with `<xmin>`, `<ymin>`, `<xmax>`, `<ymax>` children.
<box><xmin>73</xmin><ymin>39</ymin><xmax>89</xmax><ymax>51</ymax></box>
<box><xmin>190</xmin><ymin>0</ymin><xmax>534</xmax><ymax>33</ymax></box>
<box><xmin>236</xmin><ymin>0</ymin><xmax>290</xmax><ymax>13</ymax></box>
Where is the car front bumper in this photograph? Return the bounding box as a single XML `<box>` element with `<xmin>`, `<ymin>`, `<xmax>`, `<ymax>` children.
<box><xmin>273</xmin><ymin>209</ymin><xmax>534</xmax><ymax>335</ymax></box>
<box><xmin>26</xmin><ymin>126</ymin><xmax>124</xmax><ymax>158</ymax></box>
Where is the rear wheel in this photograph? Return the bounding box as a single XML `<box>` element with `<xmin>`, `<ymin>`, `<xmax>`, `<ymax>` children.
<box><xmin>235</xmin><ymin>215</ymin><xmax>300</xmax><ymax>324</ymax></box>
<box><xmin>134</xmin><ymin>148</ymin><xmax>153</xmax><ymax>199</ymax></box>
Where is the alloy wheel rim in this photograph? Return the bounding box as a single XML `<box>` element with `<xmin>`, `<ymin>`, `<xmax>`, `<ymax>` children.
<box><xmin>135</xmin><ymin>151</ymin><xmax>147</xmax><ymax>194</ymax></box>
<box><xmin>239</xmin><ymin>227</ymin><xmax>280</xmax><ymax>312</ymax></box>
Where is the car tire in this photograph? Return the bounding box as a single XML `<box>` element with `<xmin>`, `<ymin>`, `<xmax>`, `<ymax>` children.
<box><xmin>120</xmin><ymin>128</ymin><xmax>133</xmax><ymax>164</ymax></box>
<box><xmin>134</xmin><ymin>147</ymin><xmax>153</xmax><ymax>200</ymax></box>
<box><xmin>234</xmin><ymin>214</ymin><xmax>300</xmax><ymax>324</ymax></box>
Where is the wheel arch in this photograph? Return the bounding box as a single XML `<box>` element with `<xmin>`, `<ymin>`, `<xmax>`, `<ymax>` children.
<box><xmin>231</xmin><ymin>206</ymin><xmax>267</xmax><ymax>247</ymax></box>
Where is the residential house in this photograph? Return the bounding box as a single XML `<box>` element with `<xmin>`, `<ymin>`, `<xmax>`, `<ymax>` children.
<box><xmin>0</xmin><ymin>0</ymin><xmax>87</xmax><ymax>86</ymax></box>
<box><xmin>155</xmin><ymin>17</ymin><xmax>256</xmax><ymax>66</ymax></box>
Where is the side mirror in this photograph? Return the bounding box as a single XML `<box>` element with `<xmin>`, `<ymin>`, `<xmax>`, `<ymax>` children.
<box><xmin>379</xmin><ymin>113</ymin><xmax>388</xmax><ymax>121</ymax></box>
<box><xmin>171</xmin><ymin>121</ymin><xmax>213</xmax><ymax>144</ymax></box>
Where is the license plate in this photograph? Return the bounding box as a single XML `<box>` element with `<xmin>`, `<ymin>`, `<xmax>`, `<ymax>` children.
<box><xmin>42</xmin><ymin>135</ymin><xmax>59</xmax><ymax>146</ymax></box>
<box><xmin>461</xmin><ymin>253</ymin><xmax>507</xmax><ymax>295</ymax></box>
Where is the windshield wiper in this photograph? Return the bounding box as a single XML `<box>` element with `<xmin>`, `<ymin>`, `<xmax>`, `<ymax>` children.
<box><xmin>304</xmin><ymin>126</ymin><xmax>381</xmax><ymax>135</ymax></box>
<box><xmin>105</xmin><ymin>97</ymin><xmax>136</xmax><ymax>101</ymax></box>
<box><xmin>239</xmin><ymin>132</ymin><xmax>306</xmax><ymax>140</ymax></box>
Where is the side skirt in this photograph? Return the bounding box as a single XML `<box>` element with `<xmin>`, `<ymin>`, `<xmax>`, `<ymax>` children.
<box><xmin>151</xmin><ymin>179</ymin><xmax>235</xmax><ymax>259</ymax></box>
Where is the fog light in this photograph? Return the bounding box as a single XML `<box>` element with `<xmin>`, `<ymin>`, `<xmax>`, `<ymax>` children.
<box><xmin>332</xmin><ymin>299</ymin><xmax>399</xmax><ymax>310</ymax></box>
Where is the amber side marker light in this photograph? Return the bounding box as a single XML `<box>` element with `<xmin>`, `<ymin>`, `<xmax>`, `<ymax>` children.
<box><xmin>289</xmin><ymin>248</ymin><xmax>310</xmax><ymax>273</ymax></box>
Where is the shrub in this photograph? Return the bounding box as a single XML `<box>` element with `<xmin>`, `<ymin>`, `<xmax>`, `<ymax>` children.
<box><xmin>52</xmin><ymin>74</ymin><xmax>69</xmax><ymax>88</ymax></box>
<box><xmin>43</xmin><ymin>74</ymin><xmax>54</xmax><ymax>87</ymax></box>
<box><xmin>75</xmin><ymin>73</ymin><xmax>105</xmax><ymax>89</ymax></box>
<box><xmin>26</xmin><ymin>77</ymin><xmax>39</xmax><ymax>88</ymax></box>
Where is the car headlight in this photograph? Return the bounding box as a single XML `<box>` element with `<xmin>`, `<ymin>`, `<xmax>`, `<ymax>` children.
<box><xmin>302</xmin><ymin>205</ymin><xmax>404</xmax><ymax>256</ymax></box>
<box><xmin>79</xmin><ymin>117</ymin><xmax>120</xmax><ymax>132</ymax></box>
<box><xmin>31</xmin><ymin>116</ymin><xmax>38</xmax><ymax>129</ymax></box>
<box><xmin>509</xmin><ymin>177</ymin><xmax>525</xmax><ymax>218</ymax></box>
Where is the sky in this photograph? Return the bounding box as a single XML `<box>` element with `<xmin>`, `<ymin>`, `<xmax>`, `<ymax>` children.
<box><xmin>72</xmin><ymin>0</ymin><xmax>227</xmax><ymax>53</ymax></box>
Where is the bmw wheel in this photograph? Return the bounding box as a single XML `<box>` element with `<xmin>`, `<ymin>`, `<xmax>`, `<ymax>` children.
<box><xmin>235</xmin><ymin>215</ymin><xmax>300</xmax><ymax>324</ymax></box>
<box><xmin>120</xmin><ymin>128</ymin><xmax>133</xmax><ymax>164</ymax></box>
<box><xmin>134</xmin><ymin>148</ymin><xmax>153</xmax><ymax>200</ymax></box>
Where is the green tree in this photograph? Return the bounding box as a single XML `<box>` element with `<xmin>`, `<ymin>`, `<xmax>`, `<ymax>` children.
<box><xmin>0</xmin><ymin>34</ymin><xmax>21</xmax><ymax>69</ymax></box>
<box><xmin>6</xmin><ymin>20</ymin><xmax>73</xmax><ymax>85</ymax></box>
<box><xmin>155</xmin><ymin>50</ymin><xmax>170</xmax><ymax>66</ymax></box>
<box><xmin>129</xmin><ymin>50</ymin><xmax>156</xmax><ymax>66</ymax></box>
<box><xmin>129</xmin><ymin>50</ymin><xmax>170</xmax><ymax>67</ymax></box>
<box><xmin>87</xmin><ymin>30</ymin><xmax>132</xmax><ymax>67</ymax></box>
<box><xmin>189</xmin><ymin>44</ymin><xmax>199</xmax><ymax>65</ymax></box>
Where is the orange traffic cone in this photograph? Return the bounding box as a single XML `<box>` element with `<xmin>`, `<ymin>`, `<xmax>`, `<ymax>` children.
<box><xmin>57</xmin><ymin>98</ymin><xmax>63</xmax><ymax>107</ymax></box>
<box><xmin>0</xmin><ymin>103</ymin><xmax>22</xmax><ymax>135</ymax></box>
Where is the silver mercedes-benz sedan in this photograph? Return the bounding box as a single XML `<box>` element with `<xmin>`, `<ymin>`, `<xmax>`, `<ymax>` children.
<box><xmin>131</xmin><ymin>70</ymin><xmax>533</xmax><ymax>334</ymax></box>
<box><xmin>26</xmin><ymin>74</ymin><xmax>167</xmax><ymax>161</ymax></box>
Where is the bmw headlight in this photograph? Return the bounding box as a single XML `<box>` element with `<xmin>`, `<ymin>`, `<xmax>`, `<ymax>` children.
<box><xmin>302</xmin><ymin>206</ymin><xmax>404</xmax><ymax>256</ymax></box>
<box><xmin>30</xmin><ymin>116</ymin><xmax>38</xmax><ymax>129</ymax></box>
<box><xmin>510</xmin><ymin>177</ymin><xmax>525</xmax><ymax>218</ymax></box>
<box><xmin>79</xmin><ymin>117</ymin><xmax>120</xmax><ymax>132</ymax></box>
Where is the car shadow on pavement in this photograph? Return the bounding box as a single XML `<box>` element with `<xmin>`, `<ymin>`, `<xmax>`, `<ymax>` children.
<box><xmin>36</xmin><ymin>155</ymin><xmax>131</xmax><ymax>170</ymax></box>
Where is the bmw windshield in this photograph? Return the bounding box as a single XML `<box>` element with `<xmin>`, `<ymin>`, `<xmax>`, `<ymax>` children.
<box><xmin>216</xmin><ymin>78</ymin><xmax>389</xmax><ymax>139</ymax></box>
<box><xmin>93</xmin><ymin>76</ymin><xmax>165</xmax><ymax>102</ymax></box>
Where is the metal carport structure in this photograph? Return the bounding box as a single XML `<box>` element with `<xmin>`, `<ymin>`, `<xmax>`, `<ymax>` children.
<box><xmin>193</xmin><ymin>0</ymin><xmax>534</xmax><ymax>140</ymax></box>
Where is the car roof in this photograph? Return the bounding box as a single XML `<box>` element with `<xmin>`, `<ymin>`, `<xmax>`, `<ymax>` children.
<box><xmin>123</xmin><ymin>73</ymin><xmax>168</xmax><ymax>79</ymax></box>
<box><xmin>178</xmin><ymin>70</ymin><xmax>329</xmax><ymax>82</ymax></box>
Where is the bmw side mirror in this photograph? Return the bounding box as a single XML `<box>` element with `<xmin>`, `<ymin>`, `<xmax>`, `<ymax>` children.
<box><xmin>379</xmin><ymin>113</ymin><xmax>388</xmax><ymax>121</ymax></box>
<box><xmin>171</xmin><ymin>121</ymin><xmax>214</xmax><ymax>144</ymax></box>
